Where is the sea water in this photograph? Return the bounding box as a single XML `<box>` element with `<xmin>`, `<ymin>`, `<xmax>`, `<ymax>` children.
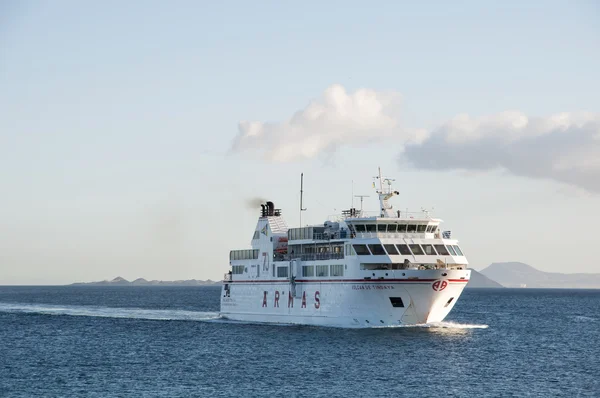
<box><xmin>0</xmin><ymin>286</ymin><xmax>598</xmax><ymax>397</ymax></box>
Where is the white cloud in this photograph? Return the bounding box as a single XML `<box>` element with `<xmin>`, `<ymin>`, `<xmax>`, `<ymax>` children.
<box><xmin>231</xmin><ymin>84</ymin><xmax>599</xmax><ymax>192</ymax></box>
<box><xmin>403</xmin><ymin>112</ymin><xmax>600</xmax><ymax>192</ymax></box>
<box><xmin>231</xmin><ymin>84</ymin><xmax>424</xmax><ymax>162</ymax></box>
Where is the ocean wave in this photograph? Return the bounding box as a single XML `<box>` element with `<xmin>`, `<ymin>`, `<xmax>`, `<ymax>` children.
<box><xmin>0</xmin><ymin>302</ymin><xmax>221</xmax><ymax>322</ymax></box>
<box><xmin>572</xmin><ymin>315</ymin><xmax>597</xmax><ymax>322</ymax></box>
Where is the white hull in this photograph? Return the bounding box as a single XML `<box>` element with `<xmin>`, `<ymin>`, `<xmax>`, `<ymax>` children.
<box><xmin>220</xmin><ymin>269</ymin><xmax>470</xmax><ymax>328</ymax></box>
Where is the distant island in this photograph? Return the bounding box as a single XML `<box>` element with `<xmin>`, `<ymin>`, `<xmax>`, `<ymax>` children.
<box><xmin>70</xmin><ymin>277</ymin><xmax>220</xmax><ymax>286</ymax></box>
<box><xmin>477</xmin><ymin>262</ymin><xmax>600</xmax><ymax>289</ymax></box>
<box><xmin>69</xmin><ymin>262</ymin><xmax>600</xmax><ymax>289</ymax></box>
<box><xmin>462</xmin><ymin>262</ymin><xmax>600</xmax><ymax>289</ymax></box>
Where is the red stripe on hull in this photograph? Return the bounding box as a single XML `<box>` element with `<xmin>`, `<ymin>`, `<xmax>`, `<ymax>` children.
<box><xmin>226</xmin><ymin>279</ymin><xmax>469</xmax><ymax>284</ymax></box>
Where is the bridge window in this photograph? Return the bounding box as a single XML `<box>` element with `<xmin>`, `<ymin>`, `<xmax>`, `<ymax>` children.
<box><xmin>417</xmin><ymin>225</ymin><xmax>427</xmax><ymax>233</ymax></box>
<box><xmin>355</xmin><ymin>224</ymin><xmax>366</xmax><ymax>232</ymax></box>
<box><xmin>384</xmin><ymin>244</ymin><xmax>399</xmax><ymax>255</ymax></box>
<box><xmin>366</xmin><ymin>224</ymin><xmax>376</xmax><ymax>232</ymax></box>
<box><xmin>330</xmin><ymin>264</ymin><xmax>344</xmax><ymax>276</ymax></box>
<box><xmin>368</xmin><ymin>244</ymin><xmax>386</xmax><ymax>255</ymax></box>
<box><xmin>353</xmin><ymin>244</ymin><xmax>370</xmax><ymax>255</ymax></box>
<box><xmin>453</xmin><ymin>245</ymin><xmax>464</xmax><ymax>256</ymax></box>
<box><xmin>431</xmin><ymin>225</ymin><xmax>438</xmax><ymax>233</ymax></box>
<box><xmin>421</xmin><ymin>244</ymin><xmax>437</xmax><ymax>255</ymax></box>
<box><xmin>398</xmin><ymin>224</ymin><xmax>407</xmax><ymax>232</ymax></box>
<box><xmin>409</xmin><ymin>244</ymin><xmax>425</xmax><ymax>255</ymax></box>
<box><xmin>407</xmin><ymin>224</ymin><xmax>417</xmax><ymax>233</ymax></box>
<box><xmin>426</xmin><ymin>225</ymin><xmax>433</xmax><ymax>232</ymax></box>
<box><xmin>377</xmin><ymin>224</ymin><xmax>386</xmax><ymax>232</ymax></box>
<box><xmin>302</xmin><ymin>265</ymin><xmax>314</xmax><ymax>277</ymax></box>
<box><xmin>387</xmin><ymin>224</ymin><xmax>398</xmax><ymax>232</ymax></box>
<box><xmin>447</xmin><ymin>245</ymin><xmax>457</xmax><ymax>255</ymax></box>
<box><xmin>396</xmin><ymin>244</ymin><xmax>412</xmax><ymax>255</ymax></box>
<box><xmin>434</xmin><ymin>245</ymin><xmax>450</xmax><ymax>255</ymax></box>
<box><xmin>277</xmin><ymin>267</ymin><xmax>288</xmax><ymax>278</ymax></box>
<box><xmin>316</xmin><ymin>265</ymin><xmax>329</xmax><ymax>277</ymax></box>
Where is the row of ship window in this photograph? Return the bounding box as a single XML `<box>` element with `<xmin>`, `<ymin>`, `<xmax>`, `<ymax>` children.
<box><xmin>276</xmin><ymin>265</ymin><xmax>345</xmax><ymax>278</ymax></box>
<box><xmin>301</xmin><ymin>264</ymin><xmax>344</xmax><ymax>277</ymax></box>
<box><xmin>352</xmin><ymin>224</ymin><xmax>437</xmax><ymax>233</ymax></box>
<box><xmin>230</xmin><ymin>249</ymin><xmax>260</xmax><ymax>261</ymax></box>
<box><xmin>231</xmin><ymin>265</ymin><xmax>246</xmax><ymax>274</ymax></box>
<box><xmin>353</xmin><ymin>243</ymin><xmax>464</xmax><ymax>257</ymax></box>
<box><xmin>232</xmin><ymin>264</ymin><xmax>346</xmax><ymax>277</ymax></box>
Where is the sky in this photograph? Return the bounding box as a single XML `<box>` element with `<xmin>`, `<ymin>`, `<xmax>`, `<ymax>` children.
<box><xmin>1</xmin><ymin>1</ymin><xmax>598</xmax><ymax>284</ymax></box>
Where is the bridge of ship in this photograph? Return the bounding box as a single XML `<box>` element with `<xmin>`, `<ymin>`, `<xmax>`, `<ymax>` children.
<box><xmin>278</xmin><ymin>216</ymin><xmax>465</xmax><ymax>268</ymax></box>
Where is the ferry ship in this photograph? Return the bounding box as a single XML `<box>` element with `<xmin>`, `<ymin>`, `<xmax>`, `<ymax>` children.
<box><xmin>220</xmin><ymin>169</ymin><xmax>471</xmax><ymax>327</ymax></box>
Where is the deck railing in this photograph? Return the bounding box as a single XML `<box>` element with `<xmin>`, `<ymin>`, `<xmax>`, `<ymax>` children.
<box><xmin>293</xmin><ymin>252</ymin><xmax>344</xmax><ymax>261</ymax></box>
<box><xmin>330</xmin><ymin>210</ymin><xmax>434</xmax><ymax>220</ymax></box>
<box><xmin>353</xmin><ymin>231</ymin><xmax>437</xmax><ymax>239</ymax></box>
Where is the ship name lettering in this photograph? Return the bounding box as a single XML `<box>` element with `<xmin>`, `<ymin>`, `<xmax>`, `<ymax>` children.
<box><xmin>262</xmin><ymin>291</ymin><xmax>268</xmax><ymax>307</ymax></box>
<box><xmin>260</xmin><ymin>290</ymin><xmax>318</xmax><ymax>309</ymax></box>
<box><xmin>352</xmin><ymin>285</ymin><xmax>395</xmax><ymax>290</ymax></box>
<box><xmin>301</xmin><ymin>291</ymin><xmax>307</xmax><ymax>308</ymax></box>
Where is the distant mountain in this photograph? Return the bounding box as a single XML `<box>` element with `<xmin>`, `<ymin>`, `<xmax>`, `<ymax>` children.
<box><xmin>480</xmin><ymin>262</ymin><xmax>600</xmax><ymax>289</ymax></box>
<box><xmin>70</xmin><ymin>277</ymin><xmax>220</xmax><ymax>286</ymax></box>
<box><xmin>466</xmin><ymin>269</ymin><xmax>503</xmax><ymax>288</ymax></box>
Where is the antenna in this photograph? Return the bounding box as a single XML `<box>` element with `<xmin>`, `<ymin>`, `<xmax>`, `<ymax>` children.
<box><xmin>372</xmin><ymin>166</ymin><xmax>398</xmax><ymax>218</ymax></box>
<box><xmin>421</xmin><ymin>206</ymin><xmax>435</xmax><ymax>218</ymax></box>
<box><xmin>300</xmin><ymin>173</ymin><xmax>307</xmax><ymax>226</ymax></box>
<box><xmin>373</xmin><ymin>166</ymin><xmax>395</xmax><ymax>194</ymax></box>
<box><xmin>354</xmin><ymin>195</ymin><xmax>369</xmax><ymax>215</ymax></box>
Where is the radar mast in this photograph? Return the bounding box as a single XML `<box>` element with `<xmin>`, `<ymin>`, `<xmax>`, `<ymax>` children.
<box><xmin>373</xmin><ymin>166</ymin><xmax>399</xmax><ymax>218</ymax></box>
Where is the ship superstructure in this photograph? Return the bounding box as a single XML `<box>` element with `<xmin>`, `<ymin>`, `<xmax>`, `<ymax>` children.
<box><xmin>220</xmin><ymin>168</ymin><xmax>471</xmax><ymax>327</ymax></box>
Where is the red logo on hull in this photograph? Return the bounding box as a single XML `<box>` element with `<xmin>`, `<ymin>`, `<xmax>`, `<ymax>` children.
<box><xmin>432</xmin><ymin>280</ymin><xmax>448</xmax><ymax>291</ymax></box>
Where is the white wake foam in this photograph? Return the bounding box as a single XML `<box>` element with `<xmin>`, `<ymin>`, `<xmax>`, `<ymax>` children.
<box><xmin>0</xmin><ymin>303</ymin><xmax>488</xmax><ymax>329</ymax></box>
<box><xmin>424</xmin><ymin>321</ymin><xmax>489</xmax><ymax>329</ymax></box>
<box><xmin>0</xmin><ymin>302</ymin><xmax>221</xmax><ymax>322</ymax></box>
<box><xmin>368</xmin><ymin>321</ymin><xmax>489</xmax><ymax>329</ymax></box>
